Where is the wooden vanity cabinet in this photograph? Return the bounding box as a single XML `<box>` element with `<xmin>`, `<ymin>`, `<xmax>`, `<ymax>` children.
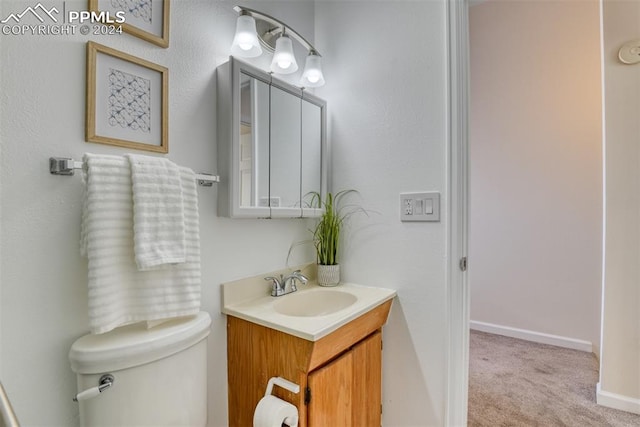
<box><xmin>226</xmin><ymin>300</ymin><xmax>392</xmax><ymax>427</ymax></box>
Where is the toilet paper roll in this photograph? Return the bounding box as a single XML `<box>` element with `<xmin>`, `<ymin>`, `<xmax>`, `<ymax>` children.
<box><xmin>253</xmin><ymin>395</ymin><xmax>299</xmax><ymax>427</ymax></box>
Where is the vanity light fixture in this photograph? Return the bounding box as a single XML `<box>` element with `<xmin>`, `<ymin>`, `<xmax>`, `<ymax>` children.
<box><xmin>301</xmin><ymin>50</ymin><xmax>325</xmax><ymax>88</ymax></box>
<box><xmin>231</xmin><ymin>5</ymin><xmax>325</xmax><ymax>87</ymax></box>
<box><xmin>230</xmin><ymin>11</ymin><xmax>262</xmax><ymax>58</ymax></box>
<box><xmin>270</xmin><ymin>32</ymin><xmax>298</xmax><ymax>74</ymax></box>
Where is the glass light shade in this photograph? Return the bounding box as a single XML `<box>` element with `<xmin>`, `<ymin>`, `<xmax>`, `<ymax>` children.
<box><xmin>230</xmin><ymin>15</ymin><xmax>262</xmax><ymax>58</ymax></box>
<box><xmin>300</xmin><ymin>53</ymin><xmax>325</xmax><ymax>87</ymax></box>
<box><xmin>270</xmin><ymin>35</ymin><xmax>298</xmax><ymax>74</ymax></box>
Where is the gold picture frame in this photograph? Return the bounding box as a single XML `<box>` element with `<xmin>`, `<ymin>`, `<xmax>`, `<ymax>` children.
<box><xmin>86</xmin><ymin>41</ymin><xmax>168</xmax><ymax>153</ymax></box>
<box><xmin>88</xmin><ymin>0</ymin><xmax>170</xmax><ymax>48</ymax></box>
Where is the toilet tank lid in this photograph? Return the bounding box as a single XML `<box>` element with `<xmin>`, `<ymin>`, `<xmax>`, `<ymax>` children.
<box><xmin>69</xmin><ymin>312</ymin><xmax>212</xmax><ymax>374</ymax></box>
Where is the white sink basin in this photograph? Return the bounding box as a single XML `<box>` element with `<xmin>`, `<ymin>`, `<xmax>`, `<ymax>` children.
<box><xmin>222</xmin><ymin>271</ymin><xmax>397</xmax><ymax>341</ymax></box>
<box><xmin>274</xmin><ymin>290</ymin><xmax>358</xmax><ymax>317</ymax></box>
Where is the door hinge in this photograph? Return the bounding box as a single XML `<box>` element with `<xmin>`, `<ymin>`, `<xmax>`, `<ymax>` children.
<box><xmin>459</xmin><ymin>256</ymin><xmax>467</xmax><ymax>272</ymax></box>
<box><xmin>304</xmin><ymin>386</ymin><xmax>311</xmax><ymax>405</ymax></box>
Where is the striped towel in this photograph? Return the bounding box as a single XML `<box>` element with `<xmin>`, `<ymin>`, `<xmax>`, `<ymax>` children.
<box><xmin>126</xmin><ymin>154</ymin><xmax>186</xmax><ymax>270</ymax></box>
<box><xmin>81</xmin><ymin>153</ymin><xmax>201</xmax><ymax>334</ymax></box>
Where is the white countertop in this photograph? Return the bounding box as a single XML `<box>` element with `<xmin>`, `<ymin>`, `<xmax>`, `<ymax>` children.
<box><xmin>221</xmin><ymin>273</ymin><xmax>396</xmax><ymax>341</ymax></box>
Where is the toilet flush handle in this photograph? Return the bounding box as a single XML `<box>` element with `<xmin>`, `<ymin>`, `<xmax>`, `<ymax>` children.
<box><xmin>73</xmin><ymin>374</ymin><xmax>114</xmax><ymax>402</ymax></box>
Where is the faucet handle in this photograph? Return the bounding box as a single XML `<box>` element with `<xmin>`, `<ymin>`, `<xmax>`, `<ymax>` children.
<box><xmin>264</xmin><ymin>276</ymin><xmax>282</xmax><ymax>296</ymax></box>
<box><xmin>264</xmin><ymin>276</ymin><xmax>280</xmax><ymax>285</ymax></box>
<box><xmin>292</xmin><ymin>270</ymin><xmax>309</xmax><ymax>284</ymax></box>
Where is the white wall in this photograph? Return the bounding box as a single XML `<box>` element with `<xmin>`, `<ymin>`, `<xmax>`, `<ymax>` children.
<box><xmin>468</xmin><ymin>0</ymin><xmax>603</xmax><ymax>352</ymax></box>
<box><xmin>600</xmin><ymin>0</ymin><xmax>640</xmax><ymax>408</ymax></box>
<box><xmin>0</xmin><ymin>1</ymin><xmax>316</xmax><ymax>425</ymax></box>
<box><xmin>315</xmin><ymin>1</ymin><xmax>449</xmax><ymax>425</ymax></box>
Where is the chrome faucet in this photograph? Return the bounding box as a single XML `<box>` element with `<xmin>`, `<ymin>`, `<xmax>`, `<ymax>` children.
<box><xmin>265</xmin><ymin>270</ymin><xmax>309</xmax><ymax>297</ymax></box>
<box><xmin>292</xmin><ymin>270</ymin><xmax>309</xmax><ymax>283</ymax></box>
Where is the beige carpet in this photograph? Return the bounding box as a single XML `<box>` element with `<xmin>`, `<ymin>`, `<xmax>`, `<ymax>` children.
<box><xmin>468</xmin><ymin>330</ymin><xmax>640</xmax><ymax>426</ymax></box>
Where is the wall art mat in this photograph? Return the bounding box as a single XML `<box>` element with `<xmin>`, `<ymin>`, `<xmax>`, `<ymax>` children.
<box><xmin>86</xmin><ymin>41</ymin><xmax>168</xmax><ymax>153</ymax></box>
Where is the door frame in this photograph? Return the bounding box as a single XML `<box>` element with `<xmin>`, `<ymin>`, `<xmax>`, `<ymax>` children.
<box><xmin>445</xmin><ymin>0</ymin><xmax>470</xmax><ymax>426</ymax></box>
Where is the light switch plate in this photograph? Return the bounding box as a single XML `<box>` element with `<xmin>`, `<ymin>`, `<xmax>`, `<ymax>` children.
<box><xmin>400</xmin><ymin>192</ymin><xmax>440</xmax><ymax>222</ymax></box>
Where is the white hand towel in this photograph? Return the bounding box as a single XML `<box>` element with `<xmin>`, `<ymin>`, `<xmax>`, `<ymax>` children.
<box><xmin>81</xmin><ymin>153</ymin><xmax>201</xmax><ymax>334</ymax></box>
<box><xmin>126</xmin><ymin>154</ymin><xmax>186</xmax><ymax>270</ymax></box>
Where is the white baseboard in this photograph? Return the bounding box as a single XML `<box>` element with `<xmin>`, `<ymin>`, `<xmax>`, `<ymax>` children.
<box><xmin>597</xmin><ymin>382</ymin><xmax>640</xmax><ymax>414</ymax></box>
<box><xmin>470</xmin><ymin>320</ymin><xmax>593</xmax><ymax>353</ymax></box>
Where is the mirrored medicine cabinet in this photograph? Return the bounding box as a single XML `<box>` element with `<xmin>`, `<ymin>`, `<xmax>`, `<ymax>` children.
<box><xmin>217</xmin><ymin>57</ymin><xmax>327</xmax><ymax>218</ymax></box>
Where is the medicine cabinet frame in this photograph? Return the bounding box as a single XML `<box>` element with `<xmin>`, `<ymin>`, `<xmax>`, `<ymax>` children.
<box><xmin>217</xmin><ymin>57</ymin><xmax>327</xmax><ymax>218</ymax></box>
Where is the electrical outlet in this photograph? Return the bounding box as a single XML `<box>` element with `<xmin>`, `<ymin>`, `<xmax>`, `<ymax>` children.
<box><xmin>404</xmin><ymin>198</ymin><xmax>414</xmax><ymax>215</ymax></box>
<box><xmin>400</xmin><ymin>192</ymin><xmax>440</xmax><ymax>222</ymax></box>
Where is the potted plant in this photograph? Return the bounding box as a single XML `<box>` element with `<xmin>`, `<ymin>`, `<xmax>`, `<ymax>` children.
<box><xmin>310</xmin><ymin>190</ymin><xmax>362</xmax><ymax>286</ymax></box>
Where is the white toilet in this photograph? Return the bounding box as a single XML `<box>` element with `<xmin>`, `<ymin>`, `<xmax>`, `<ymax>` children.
<box><xmin>69</xmin><ymin>312</ymin><xmax>211</xmax><ymax>427</ymax></box>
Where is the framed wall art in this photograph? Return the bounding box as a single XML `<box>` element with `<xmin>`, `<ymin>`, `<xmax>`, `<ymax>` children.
<box><xmin>88</xmin><ymin>0</ymin><xmax>170</xmax><ymax>48</ymax></box>
<box><xmin>86</xmin><ymin>41</ymin><xmax>168</xmax><ymax>153</ymax></box>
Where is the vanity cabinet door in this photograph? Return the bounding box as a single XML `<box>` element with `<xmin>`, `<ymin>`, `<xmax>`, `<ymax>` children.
<box><xmin>307</xmin><ymin>331</ymin><xmax>382</xmax><ymax>427</ymax></box>
<box><xmin>352</xmin><ymin>330</ymin><xmax>382</xmax><ymax>426</ymax></box>
<box><xmin>307</xmin><ymin>350</ymin><xmax>353</xmax><ymax>427</ymax></box>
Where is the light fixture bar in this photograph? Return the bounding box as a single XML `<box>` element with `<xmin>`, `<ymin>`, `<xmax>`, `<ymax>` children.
<box><xmin>233</xmin><ymin>5</ymin><xmax>322</xmax><ymax>57</ymax></box>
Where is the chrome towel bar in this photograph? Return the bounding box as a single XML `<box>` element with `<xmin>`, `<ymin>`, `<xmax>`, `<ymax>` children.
<box><xmin>49</xmin><ymin>157</ymin><xmax>220</xmax><ymax>187</ymax></box>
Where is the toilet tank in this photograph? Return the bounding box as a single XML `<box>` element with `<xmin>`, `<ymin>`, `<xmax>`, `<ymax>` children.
<box><xmin>69</xmin><ymin>312</ymin><xmax>211</xmax><ymax>427</ymax></box>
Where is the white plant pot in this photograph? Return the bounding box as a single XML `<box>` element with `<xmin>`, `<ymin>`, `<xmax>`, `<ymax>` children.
<box><xmin>317</xmin><ymin>264</ymin><xmax>340</xmax><ymax>287</ymax></box>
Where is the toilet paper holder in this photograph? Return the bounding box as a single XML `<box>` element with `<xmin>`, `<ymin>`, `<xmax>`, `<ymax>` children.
<box><xmin>264</xmin><ymin>377</ymin><xmax>300</xmax><ymax>397</ymax></box>
<box><xmin>257</xmin><ymin>377</ymin><xmax>299</xmax><ymax>427</ymax></box>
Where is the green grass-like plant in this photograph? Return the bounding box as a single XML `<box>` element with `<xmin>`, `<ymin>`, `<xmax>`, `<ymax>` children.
<box><xmin>309</xmin><ymin>190</ymin><xmax>363</xmax><ymax>266</ymax></box>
